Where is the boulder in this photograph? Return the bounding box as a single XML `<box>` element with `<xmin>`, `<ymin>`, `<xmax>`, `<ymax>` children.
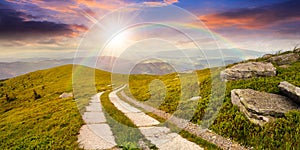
<box><xmin>220</xmin><ymin>62</ymin><xmax>276</xmax><ymax>81</ymax></box>
<box><xmin>268</xmin><ymin>53</ymin><xmax>299</xmax><ymax>65</ymax></box>
<box><xmin>231</xmin><ymin>89</ymin><xmax>299</xmax><ymax>126</ymax></box>
<box><xmin>59</xmin><ymin>92</ymin><xmax>73</xmax><ymax>99</ymax></box>
<box><xmin>294</xmin><ymin>48</ymin><xmax>300</xmax><ymax>53</ymax></box>
<box><xmin>262</xmin><ymin>54</ymin><xmax>273</xmax><ymax>59</ymax></box>
<box><xmin>279</xmin><ymin>81</ymin><xmax>300</xmax><ymax>105</ymax></box>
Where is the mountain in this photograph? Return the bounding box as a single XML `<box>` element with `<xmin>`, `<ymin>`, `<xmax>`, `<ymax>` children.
<box><xmin>0</xmin><ymin>49</ymin><xmax>265</xmax><ymax>79</ymax></box>
<box><xmin>0</xmin><ymin>59</ymin><xmax>74</xmax><ymax>79</ymax></box>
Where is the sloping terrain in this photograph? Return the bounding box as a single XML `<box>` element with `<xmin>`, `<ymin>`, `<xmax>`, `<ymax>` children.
<box><xmin>0</xmin><ymin>65</ymin><xmax>112</xmax><ymax>149</ymax></box>
<box><xmin>0</xmin><ymin>50</ymin><xmax>299</xmax><ymax>149</ymax></box>
<box><xmin>125</xmin><ymin>50</ymin><xmax>300</xmax><ymax>149</ymax></box>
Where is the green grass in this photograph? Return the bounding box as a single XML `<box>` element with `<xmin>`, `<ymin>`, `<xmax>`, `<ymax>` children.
<box><xmin>1</xmin><ymin>50</ymin><xmax>300</xmax><ymax>149</ymax></box>
<box><xmin>125</xmin><ymin>51</ymin><xmax>300</xmax><ymax>149</ymax></box>
<box><xmin>0</xmin><ymin>65</ymin><xmax>112</xmax><ymax>149</ymax></box>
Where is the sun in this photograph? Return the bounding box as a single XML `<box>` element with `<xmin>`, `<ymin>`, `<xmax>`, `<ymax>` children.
<box><xmin>104</xmin><ymin>30</ymin><xmax>132</xmax><ymax>56</ymax></box>
<box><xmin>109</xmin><ymin>31</ymin><xmax>128</xmax><ymax>47</ymax></box>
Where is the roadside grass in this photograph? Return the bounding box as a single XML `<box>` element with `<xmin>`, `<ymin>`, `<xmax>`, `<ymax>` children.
<box><xmin>100</xmin><ymin>91</ymin><xmax>157</xmax><ymax>149</ymax></box>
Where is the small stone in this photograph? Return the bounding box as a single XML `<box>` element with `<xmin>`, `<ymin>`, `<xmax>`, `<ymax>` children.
<box><xmin>59</xmin><ymin>92</ymin><xmax>73</xmax><ymax>99</ymax></box>
<box><xmin>190</xmin><ymin>96</ymin><xmax>201</xmax><ymax>101</ymax></box>
<box><xmin>279</xmin><ymin>65</ymin><xmax>290</xmax><ymax>68</ymax></box>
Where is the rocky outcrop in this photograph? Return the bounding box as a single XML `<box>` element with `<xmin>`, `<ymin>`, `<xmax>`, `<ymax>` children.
<box><xmin>294</xmin><ymin>48</ymin><xmax>300</xmax><ymax>53</ymax></box>
<box><xmin>231</xmin><ymin>89</ymin><xmax>299</xmax><ymax>126</ymax></box>
<box><xmin>262</xmin><ymin>54</ymin><xmax>273</xmax><ymax>59</ymax></box>
<box><xmin>220</xmin><ymin>62</ymin><xmax>276</xmax><ymax>81</ymax></box>
<box><xmin>279</xmin><ymin>81</ymin><xmax>300</xmax><ymax>105</ymax></box>
<box><xmin>59</xmin><ymin>92</ymin><xmax>73</xmax><ymax>99</ymax></box>
<box><xmin>268</xmin><ymin>53</ymin><xmax>300</xmax><ymax>65</ymax></box>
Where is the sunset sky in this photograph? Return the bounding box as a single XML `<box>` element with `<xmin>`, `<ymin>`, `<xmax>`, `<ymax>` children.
<box><xmin>0</xmin><ymin>0</ymin><xmax>299</xmax><ymax>61</ymax></box>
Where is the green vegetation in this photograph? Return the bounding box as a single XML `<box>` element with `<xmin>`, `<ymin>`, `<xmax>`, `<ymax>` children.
<box><xmin>1</xmin><ymin>49</ymin><xmax>300</xmax><ymax>149</ymax></box>
<box><xmin>125</xmin><ymin>51</ymin><xmax>300</xmax><ymax>149</ymax></box>
<box><xmin>0</xmin><ymin>65</ymin><xmax>112</xmax><ymax>149</ymax></box>
<box><xmin>100</xmin><ymin>92</ymin><xmax>156</xmax><ymax>149</ymax></box>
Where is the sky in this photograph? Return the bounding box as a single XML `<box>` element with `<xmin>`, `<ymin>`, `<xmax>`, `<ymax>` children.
<box><xmin>0</xmin><ymin>0</ymin><xmax>299</xmax><ymax>61</ymax></box>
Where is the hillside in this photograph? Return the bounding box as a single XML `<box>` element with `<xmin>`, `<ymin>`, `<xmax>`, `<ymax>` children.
<box><xmin>0</xmin><ymin>65</ymin><xmax>113</xmax><ymax>149</ymax></box>
<box><xmin>0</xmin><ymin>50</ymin><xmax>299</xmax><ymax>149</ymax></box>
<box><xmin>125</xmin><ymin>49</ymin><xmax>300</xmax><ymax>149</ymax></box>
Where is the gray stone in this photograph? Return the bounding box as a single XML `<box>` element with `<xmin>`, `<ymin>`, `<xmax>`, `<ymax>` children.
<box><xmin>59</xmin><ymin>92</ymin><xmax>73</xmax><ymax>99</ymax></box>
<box><xmin>262</xmin><ymin>54</ymin><xmax>273</xmax><ymax>59</ymax></box>
<box><xmin>220</xmin><ymin>62</ymin><xmax>276</xmax><ymax>81</ymax></box>
<box><xmin>294</xmin><ymin>48</ymin><xmax>300</xmax><ymax>53</ymax></box>
<box><xmin>86</xmin><ymin>104</ymin><xmax>102</xmax><ymax>112</ymax></box>
<box><xmin>231</xmin><ymin>89</ymin><xmax>299</xmax><ymax>125</ymax></box>
<box><xmin>279</xmin><ymin>65</ymin><xmax>290</xmax><ymax>68</ymax></box>
<box><xmin>83</xmin><ymin>112</ymin><xmax>106</xmax><ymax>124</ymax></box>
<box><xmin>140</xmin><ymin>127</ymin><xmax>203</xmax><ymax>150</ymax></box>
<box><xmin>190</xmin><ymin>96</ymin><xmax>201</xmax><ymax>101</ymax></box>
<box><xmin>268</xmin><ymin>53</ymin><xmax>300</xmax><ymax>65</ymax></box>
<box><xmin>78</xmin><ymin>125</ymin><xmax>116</xmax><ymax>149</ymax></box>
<box><xmin>87</xmin><ymin>124</ymin><xmax>116</xmax><ymax>144</ymax></box>
<box><xmin>279</xmin><ymin>81</ymin><xmax>300</xmax><ymax>105</ymax></box>
<box><xmin>125</xmin><ymin>112</ymin><xmax>160</xmax><ymax>127</ymax></box>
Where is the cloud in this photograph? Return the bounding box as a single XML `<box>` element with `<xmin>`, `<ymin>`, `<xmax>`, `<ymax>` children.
<box><xmin>164</xmin><ymin>0</ymin><xmax>178</xmax><ymax>4</ymax></box>
<box><xmin>143</xmin><ymin>0</ymin><xmax>178</xmax><ymax>7</ymax></box>
<box><xmin>0</xmin><ymin>2</ymin><xmax>87</xmax><ymax>41</ymax></box>
<box><xmin>200</xmin><ymin>0</ymin><xmax>300</xmax><ymax>29</ymax></box>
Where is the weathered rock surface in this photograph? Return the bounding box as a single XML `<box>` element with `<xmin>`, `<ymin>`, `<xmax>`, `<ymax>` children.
<box><xmin>220</xmin><ymin>62</ymin><xmax>276</xmax><ymax>81</ymax></box>
<box><xmin>231</xmin><ymin>89</ymin><xmax>299</xmax><ymax>125</ymax></box>
<box><xmin>262</xmin><ymin>54</ymin><xmax>273</xmax><ymax>59</ymax></box>
<box><xmin>268</xmin><ymin>53</ymin><xmax>300</xmax><ymax>65</ymax></box>
<box><xmin>294</xmin><ymin>48</ymin><xmax>300</xmax><ymax>53</ymax></box>
<box><xmin>279</xmin><ymin>81</ymin><xmax>300</xmax><ymax>105</ymax></box>
<box><xmin>59</xmin><ymin>92</ymin><xmax>73</xmax><ymax>99</ymax></box>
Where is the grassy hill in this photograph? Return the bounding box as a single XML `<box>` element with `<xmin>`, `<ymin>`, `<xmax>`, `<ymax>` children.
<box><xmin>125</xmin><ymin>50</ymin><xmax>300</xmax><ymax>149</ymax></box>
<box><xmin>0</xmin><ymin>50</ymin><xmax>299</xmax><ymax>149</ymax></box>
<box><xmin>0</xmin><ymin>65</ymin><xmax>113</xmax><ymax>149</ymax></box>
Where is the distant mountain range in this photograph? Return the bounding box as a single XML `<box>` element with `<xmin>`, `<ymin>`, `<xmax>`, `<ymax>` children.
<box><xmin>0</xmin><ymin>49</ymin><xmax>266</xmax><ymax>79</ymax></box>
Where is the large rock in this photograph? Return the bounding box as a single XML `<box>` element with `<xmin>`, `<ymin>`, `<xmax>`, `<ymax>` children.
<box><xmin>279</xmin><ymin>81</ymin><xmax>300</xmax><ymax>105</ymax></box>
<box><xmin>294</xmin><ymin>48</ymin><xmax>300</xmax><ymax>53</ymax></box>
<box><xmin>268</xmin><ymin>53</ymin><xmax>299</xmax><ymax>65</ymax></box>
<box><xmin>262</xmin><ymin>54</ymin><xmax>273</xmax><ymax>59</ymax></box>
<box><xmin>220</xmin><ymin>62</ymin><xmax>276</xmax><ymax>81</ymax></box>
<box><xmin>231</xmin><ymin>89</ymin><xmax>299</xmax><ymax>126</ymax></box>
